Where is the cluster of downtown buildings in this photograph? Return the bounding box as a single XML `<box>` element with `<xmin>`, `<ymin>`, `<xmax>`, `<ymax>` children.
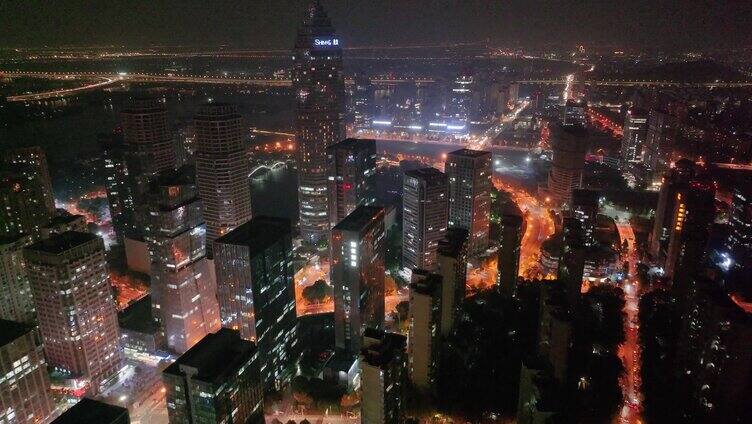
<box><xmin>0</xmin><ymin>2</ymin><xmax>505</xmax><ymax>423</ymax></box>
<box><xmin>3</xmin><ymin>3</ymin><xmax>752</xmax><ymax>424</ymax></box>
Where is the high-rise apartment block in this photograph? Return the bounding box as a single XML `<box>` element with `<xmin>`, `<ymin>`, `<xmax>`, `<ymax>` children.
<box><xmin>326</xmin><ymin>138</ymin><xmax>377</xmax><ymax>228</ymax></box>
<box><xmin>331</xmin><ymin>206</ymin><xmax>385</xmax><ymax>353</ymax></box>
<box><xmin>214</xmin><ymin>217</ymin><xmax>298</xmax><ymax>389</ymax></box>
<box><xmin>0</xmin><ymin>234</ymin><xmax>36</xmax><ymax>323</ymax></box>
<box><xmin>621</xmin><ymin>108</ymin><xmax>648</xmax><ymax>163</ymax></box>
<box><xmin>23</xmin><ymin>232</ymin><xmax>122</xmax><ymax>394</ymax></box>
<box><xmin>0</xmin><ymin>148</ymin><xmax>56</xmax><ymax>239</ymax></box>
<box><xmin>144</xmin><ymin>167</ymin><xmax>220</xmax><ymax>354</ymax></box>
<box><xmin>293</xmin><ymin>0</ymin><xmax>345</xmax><ymax>242</ymax></box>
<box><xmin>649</xmin><ymin>159</ymin><xmax>696</xmax><ymax>260</ymax></box>
<box><xmin>120</xmin><ymin>97</ymin><xmax>176</xmax><ymax>180</ymax></box>
<box><xmin>402</xmin><ymin>168</ymin><xmax>448</xmax><ymax>271</ymax></box>
<box><xmin>194</xmin><ymin>103</ymin><xmax>252</xmax><ymax>255</ymax></box>
<box><xmin>0</xmin><ymin>319</ymin><xmax>53</xmax><ymax>424</ymax></box>
<box><xmin>163</xmin><ymin>329</ymin><xmax>264</xmax><ymax>424</ymax></box>
<box><xmin>446</xmin><ymin>149</ymin><xmax>491</xmax><ymax>254</ymax></box>
<box><xmin>408</xmin><ymin>270</ymin><xmax>442</xmax><ymax>393</ymax></box>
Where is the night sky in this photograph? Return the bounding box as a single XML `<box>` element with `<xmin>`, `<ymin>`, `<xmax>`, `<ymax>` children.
<box><xmin>1</xmin><ymin>0</ymin><xmax>751</xmax><ymax>51</ymax></box>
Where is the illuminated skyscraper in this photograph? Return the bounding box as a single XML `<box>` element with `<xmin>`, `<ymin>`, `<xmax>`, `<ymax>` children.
<box><xmin>621</xmin><ymin>108</ymin><xmax>649</xmax><ymax>163</ymax></box>
<box><xmin>665</xmin><ymin>173</ymin><xmax>716</xmax><ymax>300</ymax></box>
<box><xmin>561</xmin><ymin>99</ymin><xmax>587</xmax><ymax>127</ymax></box>
<box><xmin>194</xmin><ymin>103</ymin><xmax>252</xmax><ymax>255</ymax></box>
<box><xmin>163</xmin><ymin>329</ymin><xmax>264</xmax><ymax>424</ymax></box>
<box><xmin>144</xmin><ymin>167</ymin><xmax>221</xmax><ymax>354</ymax></box>
<box><xmin>331</xmin><ymin>206</ymin><xmax>385</xmax><ymax>353</ymax></box>
<box><xmin>326</xmin><ymin>138</ymin><xmax>377</xmax><ymax>228</ymax></box>
<box><xmin>24</xmin><ymin>232</ymin><xmax>122</xmax><ymax>394</ymax></box>
<box><xmin>0</xmin><ymin>319</ymin><xmax>53</xmax><ymax>424</ymax></box>
<box><xmin>726</xmin><ymin>186</ymin><xmax>752</xmax><ymax>271</ymax></box>
<box><xmin>0</xmin><ymin>148</ymin><xmax>56</xmax><ymax>239</ymax></box>
<box><xmin>571</xmin><ymin>189</ymin><xmax>600</xmax><ymax>247</ymax></box>
<box><xmin>649</xmin><ymin>159</ymin><xmax>696</xmax><ymax>260</ymax></box>
<box><xmin>351</xmin><ymin>75</ymin><xmax>374</xmax><ymax>131</ymax></box>
<box><xmin>446</xmin><ymin>149</ymin><xmax>491</xmax><ymax>254</ymax></box>
<box><xmin>546</xmin><ymin>123</ymin><xmax>588</xmax><ymax>207</ymax></box>
<box><xmin>293</xmin><ymin>0</ymin><xmax>345</xmax><ymax>242</ymax></box>
<box><xmin>0</xmin><ymin>234</ymin><xmax>35</xmax><ymax>324</ymax></box>
<box><xmin>99</xmin><ymin>133</ymin><xmax>137</xmax><ymax>244</ymax></box>
<box><xmin>643</xmin><ymin>109</ymin><xmax>675</xmax><ymax>181</ymax></box>
<box><xmin>214</xmin><ymin>217</ymin><xmax>298</xmax><ymax>389</ymax></box>
<box><xmin>402</xmin><ymin>168</ymin><xmax>448</xmax><ymax>271</ymax></box>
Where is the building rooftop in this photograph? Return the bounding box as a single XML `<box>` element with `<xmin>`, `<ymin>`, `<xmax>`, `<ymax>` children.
<box><xmin>52</xmin><ymin>398</ymin><xmax>129</xmax><ymax>424</ymax></box>
<box><xmin>25</xmin><ymin>231</ymin><xmax>99</xmax><ymax>255</ymax></box>
<box><xmin>0</xmin><ymin>233</ymin><xmax>30</xmax><ymax>247</ymax></box>
<box><xmin>163</xmin><ymin>328</ymin><xmax>257</xmax><ymax>385</ymax></box>
<box><xmin>447</xmin><ymin>148</ymin><xmax>491</xmax><ymax>158</ymax></box>
<box><xmin>214</xmin><ymin>216</ymin><xmax>290</xmax><ymax>255</ymax></box>
<box><xmin>437</xmin><ymin>228</ymin><xmax>468</xmax><ymax>258</ymax></box>
<box><xmin>405</xmin><ymin>167</ymin><xmax>446</xmax><ymax>182</ymax></box>
<box><xmin>118</xmin><ymin>295</ymin><xmax>157</xmax><ymax>334</ymax></box>
<box><xmin>410</xmin><ymin>269</ymin><xmax>442</xmax><ymax>296</ymax></box>
<box><xmin>327</xmin><ymin>137</ymin><xmax>375</xmax><ymax>152</ymax></box>
<box><xmin>360</xmin><ymin>328</ymin><xmax>406</xmax><ymax>368</ymax></box>
<box><xmin>572</xmin><ymin>189</ymin><xmax>600</xmax><ymax>206</ymax></box>
<box><xmin>43</xmin><ymin>214</ymin><xmax>85</xmax><ymax>228</ymax></box>
<box><xmin>332</xmin><ymin>206</ymin><xmax>383</xmax><ymax>233</ymax></box>
<box><xmin>195</xmin><ymin>102</ymin><xmax>240</xmax><ymax>118</ymax></box>
<box><xmin>0</xmin><ymin>319</ymin><xmax>31</xmax><ymax>347</ymax></box>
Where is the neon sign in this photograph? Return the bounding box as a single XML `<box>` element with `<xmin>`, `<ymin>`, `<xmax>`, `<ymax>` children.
<box><xmin>313</xmin><ymin>37</ymin><xmax>340</xmax><ymax>48</ymax></box>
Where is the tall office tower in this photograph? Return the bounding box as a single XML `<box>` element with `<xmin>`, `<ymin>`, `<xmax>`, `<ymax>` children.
<box><xmin>446</xmin><ymin>149</ymin><xmax>492</xmax><ymax>254</ymax></box>
<box><xmin>0</xmin><ymin>319</ymin><xmax>53</xmax><ymax>424</ymax></box>
<box><xmin>448</xmin><ymin>72</ymin><xmax>474</xmax><ymax>127</ymax></box>
<box><xmin>4</xmin><ymin>147</ymin><xmax>55</xmax><ymax>214</ymax></box>
<box><xmin>326</xmin><ymin>138</ymin><xmax>377</xmax><ymax>228</ymax></box>
<box><xmin>649</xmin><ymin>159</ymin><xmax>696</xmax><ymax>259</ymax></box>
<box><xmin>99</xmin><ymin>134</ymin><xmax>137</xmax><ymax>243</ymax></box>
<box><xmin>52</xmin><ymin>398</ymin><xmax>130</xmax><ymax>424</ymax></box>
<box><xmin>726</xmin><ymin>186</ymin><xmax>752</xmax><ymax>271</ymax></box>
<box><xmin>674</xmin><ymin>275</ymin><xmax>752</xmax><ymax>423</ymax></box>
<box><xmin>559</xmin><ymin>219</ymin><xmax>585</xmax><ymax>309</ymax></box>
<box><xmin>194</xmin><ymin>103</ymin><xmax>252</xmax><ymax>255</ymax></box>
<box><xmin>331</xmin><ymin>206</ymin><xmax>385</xmax><ymax>353</ymax></box>
<box><xmin>546</xmin><ymin>123</ymin><xmax>588</xmax><ymax>207</ymax></box>
<box><xmin>665</xmin><ymin>174</ymin><xmax>716</xmax><ymax>301</ymax></box>
<box><xmin>436</xmin><ymin>228</ymin><xmax>468</xmax><ymax>335</ymax></box>
<box><xmin>144</xmin><ymin>167</ymin><xmax>221</xmax><ymax>354</ymax></box>
<box><xmin>360</xmin><ymin>329</ymin><xmax>407</xmax><ymax>424</ymax></box>
<box><xmin>643</xmin><ymin>109</ymin><xmax>675</xmax><ymax>180</ymax></box>
<box><xmin>561</xmin><ymin>99</ymin><xmax>587</xmax><ymax>127</ymax></box>
<box><xmin>214</xmin><ymin>217</ymin><xmax>298</xmax><ymax>389</ymax></box>
<box><xmin>120</xmin><ymin>97</ymin><xmax>176</xmax><ymax>180</ymax></box>
<box><xmin>352</xmin><ymin>76</ymin><xmax>374</xmax><ymax>131</ymax></box>
<box><xmin>163</xmin><ymin>329</ymin><xmax>264</xmax><ymax>424</ymax></box>
<box><xmin>23</xmin><ymin>232</ymin><xmax>122</xmax><ymax>394</ymax></box>
<box><xmin>402</xmin><ymin>168</ymin><xmax>449</xmax><ymax>271</ymax></box>
<box><xmin>498</xmin><ymin>212</ymin><xmax>523</xmax><ymax>298</ymax></box>
<box><xmin>571</xmin><ymin>189</ymin><xmax>600</xmax><ymax>247</ymax></box>
<box><xmin>408</xmin><ymin>270</ymin><xmax>442</xmax><ymax>393</ymax></box>
<box><xmin>0</xmin><ymin>159</ymin><xmax>55</xmax><ymax>239</ymax></box>
<box><xmin>293</xmin><ymin>0</ymin><xmax>345</xmax><ymax>243</ymax></box>
<box><xmin>620</xmin><ymin>108</ymin><xmax>649</xmax><ymax>163</ymax></box>
<box><xmin>0</xmin><ymin>234</ymin><xmax>35</xmax><ymax>323</ymax></box>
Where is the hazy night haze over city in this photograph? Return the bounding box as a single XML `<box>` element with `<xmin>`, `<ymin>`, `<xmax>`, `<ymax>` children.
<box><xmin>2</xmin><ymin>1</ymin><xmax>752</xmax><ymax>423</ymax></box>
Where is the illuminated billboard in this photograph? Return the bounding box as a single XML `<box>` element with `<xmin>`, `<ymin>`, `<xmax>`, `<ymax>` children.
<box><xmin>313</xmin><ymin>37</ymin><xmax>340</xmax><ymax>48</ymax></box>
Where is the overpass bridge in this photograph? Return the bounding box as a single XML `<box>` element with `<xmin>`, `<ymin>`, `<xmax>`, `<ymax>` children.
<box><xmin>517</xmin><ymin>78</ymin><xmax>752</xmax><ymax>88</ymax></box>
